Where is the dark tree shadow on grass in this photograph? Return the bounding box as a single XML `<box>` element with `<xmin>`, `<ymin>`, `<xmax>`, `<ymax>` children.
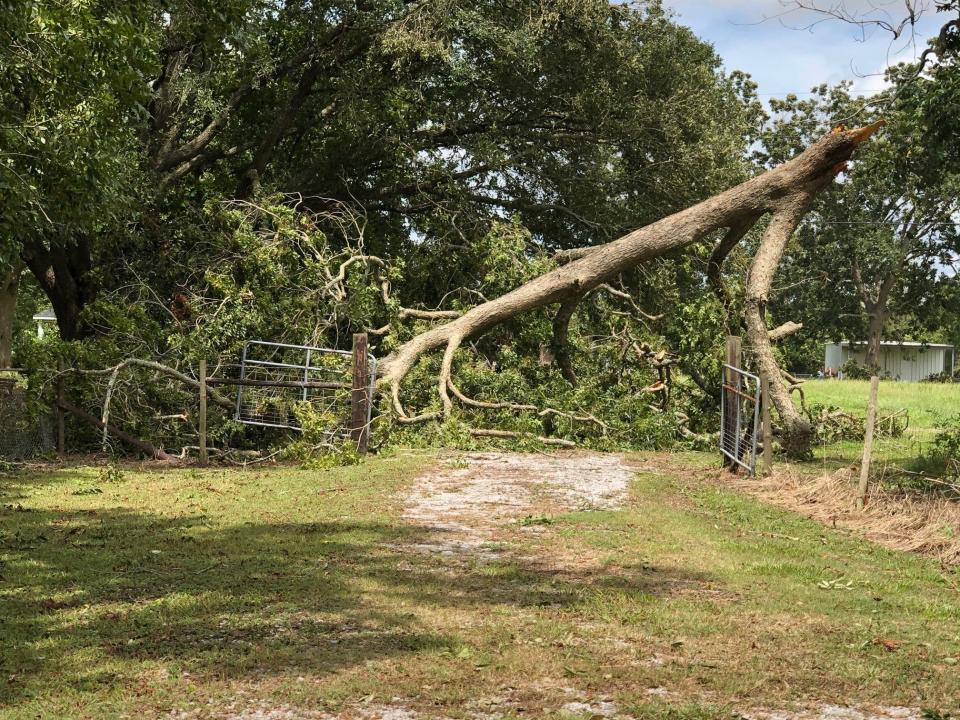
<box><xmin>0</xmin><ymin>472</ymin><xmax>715</xmax><ymax>707</ymax></box>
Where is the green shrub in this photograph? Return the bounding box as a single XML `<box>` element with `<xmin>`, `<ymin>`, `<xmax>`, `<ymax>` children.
<box><xmin>838</xmin><ymin>359</ymin><xmax>873</xmax><ymax>380</ymax></box>
<box><xmin>931</xmin><ymin>416</ymin><xmax>960</xmax><ymax>480</ymax></box>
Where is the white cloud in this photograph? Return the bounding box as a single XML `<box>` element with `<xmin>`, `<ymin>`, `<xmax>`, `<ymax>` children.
<box><xmin>660</xmin><ymin>0</ymin><xmax>943</xmax><ymax>98</ymax></box>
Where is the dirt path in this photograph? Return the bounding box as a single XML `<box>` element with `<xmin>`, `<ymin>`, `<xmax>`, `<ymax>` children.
<box><xmin>170</xmin><ymin>452</ymin><xmax>932</xmax><ymax>720</ymax></box>
<box><xmin>388</xmin><ymin>452</ymin><xmax>927</xmax><ymax>720</ymax></box>
<box><xmin>398</xmin><ymin>451</ymin><xmax>635</xmax><ymax>559</ymax></box>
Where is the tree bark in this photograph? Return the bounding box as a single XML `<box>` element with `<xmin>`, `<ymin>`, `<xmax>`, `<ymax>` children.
<box><xmin>743</xmin><ymin>193</ymin><xmax>817</xmax><ymax>458</ymax></box>
<box><xmin>377</xmin><ymin>123</ymin><xmax>884</xmax><ymax>424</ymax></box>
<box><xmin>20</xmin><ymin>236</ymin><xmax>96</xmax><ymax>340</ymax></box>
<box><xmin>551</xmin><ymin>294</ymin><xmax>582</xmax><ymax>385</ymax></box>
<box><xmin>0</xmin><ymin>262</ymin><xmax>21</xmax><ymax>368</ymax></box>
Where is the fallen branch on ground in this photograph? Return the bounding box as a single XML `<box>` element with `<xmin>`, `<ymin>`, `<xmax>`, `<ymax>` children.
<box><xmin>468</xmin><ymin>428</ymin><xmax>577</xmax><ymax>448</ymax></box>
<box><xmin>57</xmin><ymin>399</ymin><xmax>180</xmax><ymax>463</ymax></box>
<box><xmin>375</xmin><ymin>123</ymin><xmax>885</xmax><ymax>455</ymax></box>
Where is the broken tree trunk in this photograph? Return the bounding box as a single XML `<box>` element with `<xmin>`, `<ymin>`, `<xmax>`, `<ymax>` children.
<box><xmin>377</xmin><ymin>123</ymin><xmax>884</xmax><ymax>428</ymax></box>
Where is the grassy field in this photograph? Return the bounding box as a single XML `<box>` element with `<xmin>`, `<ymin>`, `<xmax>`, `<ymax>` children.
<box><xmin>792</xmin><ymin>379</ymin><xmax>960</xmax><ymax>476</ymax></box>
<box><xmin>800</xmin><ymin>378</ymin><xmax>960</xmax><ymax>429</ymax></box>
<box><xmin>2</xmin><ymin>452</ymin><xmax>959</xmax><ymax>718</ymax></box>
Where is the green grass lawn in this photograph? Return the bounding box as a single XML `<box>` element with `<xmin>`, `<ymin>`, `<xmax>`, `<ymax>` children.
<box><xmin>792</xmin><ymin>379</ymin><xmax>960</xmax><ymax>476</ymax></box>
<box><xmin>800</xmin><ymin>378</ymin><xmax>960</xmax><ymax>429</ymax></box>
<box><xmin>2</xmin><ymin>452</ymin><xmax>959</xmax><ymax>718</ymax></box>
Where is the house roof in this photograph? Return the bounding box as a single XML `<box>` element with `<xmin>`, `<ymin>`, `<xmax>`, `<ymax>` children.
<box><xmin>827</xmin><ymin>340</ymin><xmax>954</xmax><ymax>350</ymax></box>
<box><xmin>32</xmin><ymin>308</ymin><xmax>56</xmax><ymax>321</ymax></box>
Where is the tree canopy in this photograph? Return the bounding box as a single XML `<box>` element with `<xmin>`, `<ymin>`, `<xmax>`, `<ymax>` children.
<box><xmin>1</xmin><ymin>0</ymin><xmax>957</xmax><ymax>457</ymax></box>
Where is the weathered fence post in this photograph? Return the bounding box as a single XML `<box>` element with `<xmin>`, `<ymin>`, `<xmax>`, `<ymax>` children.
<box><xmin>761</xmin><ymin>369</ymin><xmax>774</xmax><ymax>475</ymax></box>
<box><xmin>198</xmin><ymin>358</ymin><xmax>208</xmax><ymax>467</ymax></box>
<box><xmin>56</xmin><ymin>357</ymin><xmax>66</xmax><ymax>456</ymax></box>
<box><xmin>350</xmin><ymin>333</ymin><xmax>370</xmax><ymax>454</ymax></box>
<box><xmin>857</xmin><ymin>374</ymin><xmax>880</xmax><ymax>507</ymax></box>
<box><xmin>722</xmin><ymin>336</ymin><xmax>742</xmax><ymax>469</ymax></box>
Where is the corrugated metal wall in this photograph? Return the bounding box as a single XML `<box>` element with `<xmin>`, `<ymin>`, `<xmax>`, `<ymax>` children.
<box><xmin>823</xmin><ymin>344</ymin><xmax>950</xmax><ymax>381</ymax></box>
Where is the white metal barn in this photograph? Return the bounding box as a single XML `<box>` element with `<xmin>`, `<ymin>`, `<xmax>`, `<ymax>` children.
<box><xmin>824</xmin><ymin>341</ymin><xmax>955</xmax><ymax>381</ymax></box>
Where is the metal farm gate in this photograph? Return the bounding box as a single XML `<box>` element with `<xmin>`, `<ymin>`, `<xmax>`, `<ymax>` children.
<box><xmin>233</xmin><ymin>341</ymin><xmax>375</xmax><ymax>431</ymax></box>
<box><xmin>720</xmin><ymin>363</ymin><xmax>761</xmax><ymax>474</ymax></box>
<box><xmin>203</xmin><ymin>337</ymin><xmax>376</xmax><ymax>453</ymax></box>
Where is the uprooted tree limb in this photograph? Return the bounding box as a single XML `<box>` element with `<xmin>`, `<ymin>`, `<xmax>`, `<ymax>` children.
<box><xmin>376</xmin><ymin>122</ymin><xmax>885</xmax><ymax>457</ymax></box>
<box><xmin>58</xmin><ymin>358</ymin><xmax>235</xmax><ymax>459</ymax></box>
<box><xmin>57</xmin><ymin>398</ymin><xmax>180</xmax><ymax>463</ymax></box>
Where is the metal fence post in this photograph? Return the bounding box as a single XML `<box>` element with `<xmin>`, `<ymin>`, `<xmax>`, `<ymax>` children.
<box><xmin>199</xmin><ymin>358</ymin><xmax>208</xmax><ymax>467</ymax></box>
<box><xmin>723</xmin><ymin>336</ymin><xmax>741</xmax><ymax>469</ymax></box>
<box><xmin>761</xmin><ymin>370</ymin><xmax>773</xmax><ymax>475</ymax></box>
<box><xmin>56</xmin><ymin>357</ymin><xmax>66</xmax><ymax>456</ymax></box>
<box><xmin>351</xmin><ymin>333</ymin><xmax>370</xmax><ymax>454</ymax></box>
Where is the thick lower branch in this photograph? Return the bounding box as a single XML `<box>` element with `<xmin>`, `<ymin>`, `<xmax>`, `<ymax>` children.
<box><xmin>551</xmin><ymin>294</ymin><xmax>582</xmax><ymax>384</ymax></box>
<box><xmin>58</xmin><ymin>399</ymin><xmax>180</xmax><ymax>463</ymax></box>
<box><xmin>469</xmin><ymin>428</ymin><xmax>576</xmax><ymax>448</ymax></box>
<box><xmin>707</xmin><ymin>216</ymin><xmax>760</xmax><ymax>310</ymax></box>
<box><xmin>743</xmin><ymin>197</ymin><xmax>816</xmax><ymax>458</ymax></box>
<box><xmin>769</xmin><ymin>321</ymin><xmax>803</xmax><ymax>342</ymax></box>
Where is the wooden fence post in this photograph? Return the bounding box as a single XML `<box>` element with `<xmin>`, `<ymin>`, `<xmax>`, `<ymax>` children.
<box><xmin>761</xmin><ymin>370</ymin><xmax>773</xmax><ymax>475</ymax></box>
<box><xmin>857</xmin><ymin>374</ymin><xmax>880</xmax><ymax>507</ymax></box>
<box><xmin>722</xmin><ymin>336</ymin><xmax>742</xmax><ymax>469</ymax></box>
<box><xmin>56</xmin><ymin>357</ymin><xmax>66</xmax><ymax>456</ymax></box>
<box><xmin>198</xmin><ymin>358</ymin><xmax>208</xmax><ymax>467</ymax></box>
<box><xmin>350</xmin><ymin>333</ymin><xmax>370</xmax><ymax>454</ymax></box>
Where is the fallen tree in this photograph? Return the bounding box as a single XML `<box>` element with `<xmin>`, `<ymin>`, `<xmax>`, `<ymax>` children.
<box><xmin>376</xmin><ymin>122</ymin><xmax>885</xmax><ymax>457</ymax></box>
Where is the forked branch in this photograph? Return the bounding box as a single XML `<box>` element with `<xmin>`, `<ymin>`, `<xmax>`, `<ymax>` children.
<box><xmin>376</xmin><ymin>122</ymin><xmax>884</xmax><ymax>452</ymax></box>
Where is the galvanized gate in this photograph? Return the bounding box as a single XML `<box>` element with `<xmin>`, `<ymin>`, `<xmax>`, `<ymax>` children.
<box><xmin>720</xmin><ymin>363</ymin><xmax>761</xmax><ymax>474</ymax></box>
<box><xmin>230</xmin><ymin>340</ymin><xmax>376</xmax><ymax>437</ymax></box>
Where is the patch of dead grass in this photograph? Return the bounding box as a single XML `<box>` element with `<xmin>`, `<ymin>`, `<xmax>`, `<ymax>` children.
<box><xmin>724</xmin><ymin>468</ymin><xmax>960</xmax><ymax>565</ymax></box>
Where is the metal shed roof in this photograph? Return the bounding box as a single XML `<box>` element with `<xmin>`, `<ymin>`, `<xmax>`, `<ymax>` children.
<box><xmin>829</xmin><ymin>340</ymin><xmax>954</xmax><ymax>349</ymax></box>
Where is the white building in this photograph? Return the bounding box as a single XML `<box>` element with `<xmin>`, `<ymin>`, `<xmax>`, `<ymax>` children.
<box><xmin>32</xmin><ymin>308</ymin><xmax>56</xmax><ymax>338</ymax></box>
<box><xmin>824</xmin><ymin>341</ymin><xmax>955</xmax><ymax>382</ymax></box>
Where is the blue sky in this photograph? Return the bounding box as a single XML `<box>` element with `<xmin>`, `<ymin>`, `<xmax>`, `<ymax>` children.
<box><xmin>660</xmin><ymin>1</ymin><xmax>944</xmax><ymax>98</ymax></box>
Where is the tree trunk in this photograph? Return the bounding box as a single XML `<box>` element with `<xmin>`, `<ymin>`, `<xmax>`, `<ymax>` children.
<box><xmin>851</xmin><ymin>253</ymin><xmax>898</xmax><ymax>372</ymax></box>
<box><xmin>376</xmin><ymin>123</ymin><xmax>884</xmax><ymax>424</ymax></box>
<box><xmin>0</xmin><ymin>262</ymin><xmax>21</xmax><ymax>368</ymax></box>
<box><xmin>863</xmin><ymin>275</ymin><xmax>895</xmax><ymax>370</ymax></box>
<box><xmin>743</xmin><ymin>193</ymin><xmax>815</xmax><ymax>458</ymax></box>
<box><xmin>20</xmin><ymin>236</ymin><xmax>96</xmax><ymax>340</ymax></box>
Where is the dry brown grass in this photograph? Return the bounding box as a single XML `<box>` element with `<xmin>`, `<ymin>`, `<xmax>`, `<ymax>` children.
<box><xmin>724</xmin><ymin>468</ymin><xmax>960</xmax><ymax>565</ymax></box>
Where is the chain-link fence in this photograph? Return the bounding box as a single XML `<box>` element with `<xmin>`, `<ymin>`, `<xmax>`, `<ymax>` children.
<box><xmin>0</xmin><ymin>378</ymin><xmax>54</xmax><ymax>459</ymax></box>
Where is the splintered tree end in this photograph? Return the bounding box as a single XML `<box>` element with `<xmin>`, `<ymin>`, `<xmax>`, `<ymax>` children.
<box><xmin>847</xmin><ymin>119</ymin><xmax>886</xmax><ymax>145</ymax></box>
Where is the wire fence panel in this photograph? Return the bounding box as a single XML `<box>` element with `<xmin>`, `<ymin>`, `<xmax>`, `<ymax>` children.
<box><xmin>0</xmin><ymin>378</ymin><xmax>54</xmax><ymax>459</ymax></box>
<box><xmin>227</xmin><ymin>341</ymin><xmax>376</xmax><ymax>436</ymax></box>
<box><xmin>720</xmin><ymin>363</ymin><xmax>761</xmax><ymax>474</ymax></box>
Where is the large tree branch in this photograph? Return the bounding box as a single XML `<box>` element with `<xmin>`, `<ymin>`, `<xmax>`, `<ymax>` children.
<box><xmin>551</xmin><ymin>294</ymin><xmax>582</xmax><ymax>385</ymax></box>
<box><xmin>378</xmin><ymin>123</ymin><xmax>885</xmax><ymax>429</ymax></box>
<box><xmin>153</xmin><ymin>34</ymin><xmax>336</xmax><ymax>173</ymax></box>
<box><xmin>57</xmin><ymin>399</ymin><xmax>180</xmax><ymax>463</ymax></box>
<box><xmin>707</xmin><ymin>216</ymin><xmax>760</xmax><ymax>308</ymax></box>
